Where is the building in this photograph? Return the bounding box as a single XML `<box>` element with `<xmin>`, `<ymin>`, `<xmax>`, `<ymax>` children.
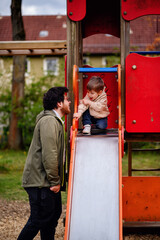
<box><xmin>0</xmin><ymin>14</ymin><xmax>159</xmax><ymax>87</ymax></box>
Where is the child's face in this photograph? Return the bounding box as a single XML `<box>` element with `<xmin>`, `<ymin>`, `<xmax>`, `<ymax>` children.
<box><xmin>87</xmin><ymin>89</ymin><xmax>102</xmax><ymax>101</ymax></box>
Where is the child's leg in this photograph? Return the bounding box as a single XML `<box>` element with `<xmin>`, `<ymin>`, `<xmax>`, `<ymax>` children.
<box><xmin>82</xmin><ymin>109</ymin><xmax>92</xmax><ymax>134</ymax></box>
<box><xmin>95</xmin><ymin>117</ymin><xmax>108</xmax><ymax>129</ymax></box>
<box><xmin>82</xmin><ymin>109</ymin><xmax>92</xmax><ymax>126</ymax></box>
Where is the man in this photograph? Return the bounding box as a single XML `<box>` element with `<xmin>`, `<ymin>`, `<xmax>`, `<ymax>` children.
<box><xmin>17</xmin><ymin>87</ymin><xmax>71</xmax><ymax>240</ymax></box>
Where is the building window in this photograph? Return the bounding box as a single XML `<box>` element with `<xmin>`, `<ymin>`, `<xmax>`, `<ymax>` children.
<box><xmin>83</xmin><ymin>57</ymin><xmax>90</xmax><ymax>65</ymax></box>
<box><xmin>105</xmin><ymin>34</ymin><xmax>112</xmax><ymax>37</ymax></box>
<box><xmin>25</xmin><ymin>58</ymin><xmax>30</xmax><ymax>76</ymax></box>
<box><xmin>43</xmin><ymin>58</ymin><xmax>59</xmax><ymax>76</ymax></box>
<box><xmin>62</xmin><ymin>22</ymin><xmax>67</xmax><ymax>28</ymax></box>
<box><xmin>102</xmin><ymin>57</ymin><xmax>108</xmax><ymax>66</ymax></box>
<box><xmin>39</xmin><ymin>30</ymin><xmax>49</xmax><ymax>38</ymax></box>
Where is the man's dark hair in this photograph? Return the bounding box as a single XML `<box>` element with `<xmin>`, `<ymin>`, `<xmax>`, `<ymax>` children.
<box><xmin>43</xmin><ymin>87</ymin><xmax>69</xmax><ymax>110</ymax></box>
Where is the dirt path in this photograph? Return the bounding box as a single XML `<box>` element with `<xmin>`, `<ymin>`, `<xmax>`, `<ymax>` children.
<box><xmin>0</xmin><ymin>198</ymin><xmax>160</xmax><ymax>240</ymax></box>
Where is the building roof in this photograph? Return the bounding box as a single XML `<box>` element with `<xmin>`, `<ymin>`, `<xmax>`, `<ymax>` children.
<box><xmin>0</xmin><ymin>15</ymin><xmax>159</xmax><ymax>54</ymax></box>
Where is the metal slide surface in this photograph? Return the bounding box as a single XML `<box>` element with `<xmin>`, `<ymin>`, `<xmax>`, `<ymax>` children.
<box><xmin>68</xmin><ymin>134</ymin><xmax>119</xmax><ymax>240</ymax></box>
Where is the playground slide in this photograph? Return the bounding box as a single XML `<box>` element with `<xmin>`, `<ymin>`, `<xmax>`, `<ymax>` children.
<box><xmin>65</xmin><ymin>133</ymin><xmax>119</xmax><ymax>240</ymax></box>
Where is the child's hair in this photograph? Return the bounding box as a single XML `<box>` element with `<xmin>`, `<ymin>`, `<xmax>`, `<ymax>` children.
<box><xmin>87</xmin><ymin>76</ymin><xmax>104</xmax><ymax>92</ymax></box>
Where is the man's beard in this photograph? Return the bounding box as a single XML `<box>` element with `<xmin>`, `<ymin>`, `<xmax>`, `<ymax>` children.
<box><xmin>61</xmin><ymin>106</ymin><xmax>71</xmax><ymax>115</ymax></box>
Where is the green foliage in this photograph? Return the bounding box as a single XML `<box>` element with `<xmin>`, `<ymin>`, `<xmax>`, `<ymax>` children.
<box><xmin>0</xmin><ymin>71</ymin><xmax>65</xmax><ymax>149</ymax></box>
<box><xmin>105</xmin><ymin>55</ymin><xmax>120</xmax><ymax>67</ymax></box>
<box><xmin>0</xmin><ymin>88</ymin><xmax>11</xmax><ymax>148</ymax></box>
<box><xmin>18</xmin><ymin>75</ymin><xmax>54</xmax><ymax>147</ymax></box>
<box><xmin>130</xmin><ymin>45</ymin><xmax>139</xmax><ymax>51</ymax></box>
<box><xmin>0</xmin><ymin>88</ymin><xmax>12</xmax><ymax>124</ymax></box>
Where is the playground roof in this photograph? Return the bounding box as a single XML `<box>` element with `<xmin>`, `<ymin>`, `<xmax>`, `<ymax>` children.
<box><xmin>0</xmin><ymin>15</ymin><xmax>159</xmax><ymax>55</ymax></box>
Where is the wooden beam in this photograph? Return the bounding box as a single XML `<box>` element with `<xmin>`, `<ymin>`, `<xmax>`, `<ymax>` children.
<box><xmin>0</xmin><ymin>49</ymin><xmax>67</xmax><ymax>56</ymax></box>
<box><xmin>125</xmin><ymin>132</ymin><xmax>160</xmax><ymax>142</ymax></box>
<box><xmin>0</xmin><ymin>40</ymin><xmax>67</xmax><ymax>50</ymax></box>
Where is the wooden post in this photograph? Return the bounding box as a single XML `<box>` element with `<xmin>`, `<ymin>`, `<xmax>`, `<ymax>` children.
<box><xmin>67</xmin><ymin>16</ymin><xmax>83</xmax><ymax>172</ymax></box>
<box><xmin>75</xmin><ymin>21</ymin><xmax>83</xmax><ymax>129</ymax></box>
<box><xmin>120</xmin><ymin>16</ymin><xmax>125</xmax><ymax>128</ymax></box>
<box><xmin>121</xmin><ymin>12</ymin><xmax>130</xmax><ymax>177</ymax></box>
<box><xmin>67</xmin><ymin>17</ymin><xmax>83</xmax><ymax>127</ymax></box>
<box><xmin>67</xmin><ymin>16</ymin><xmax>75</xmax><ymax>127</ymax></box>
<box><xmin>120</xmin><ymin>16</ymin><xmax>130</xmax><ymax>127</ymax></box>
<box><xmin>75</xmin><ymin>21</ymin><xmax>83</xmax><ymax>101</ymax></box>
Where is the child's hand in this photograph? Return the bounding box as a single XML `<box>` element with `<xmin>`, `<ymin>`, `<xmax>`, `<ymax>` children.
<box><xmin>73</xmin><ymin>112</ymin><xmax>82</xmax><ymax>120</ymax></box>
<box><xmin>82</xmin><ymin>98</ymin><xmax>91</xmax><ymax>106</ymax></box>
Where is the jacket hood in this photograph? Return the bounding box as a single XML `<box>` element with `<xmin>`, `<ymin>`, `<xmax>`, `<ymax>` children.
<box><xmin>36</xmin><ymin>110</ymin><xmax>56</xmax><ymax>124</ymax></box>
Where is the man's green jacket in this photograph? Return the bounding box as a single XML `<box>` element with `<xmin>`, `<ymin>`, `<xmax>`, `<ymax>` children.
<box><xmin>22</xmin><ymin>110</ymin><xmax>64</xmax><ymax>188</ymax></box>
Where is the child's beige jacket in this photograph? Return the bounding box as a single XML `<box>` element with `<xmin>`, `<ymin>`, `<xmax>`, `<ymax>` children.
<box><xmin>78</xmin><ymin>90</ymin><xmax>110</xmax><ymax>118</ymax></box>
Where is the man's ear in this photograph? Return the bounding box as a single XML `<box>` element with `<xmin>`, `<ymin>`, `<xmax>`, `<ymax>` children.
<box><xmin>57</xmin><ymin>101</ymin><xmax>63</xmax><ymax>109</ymax></box>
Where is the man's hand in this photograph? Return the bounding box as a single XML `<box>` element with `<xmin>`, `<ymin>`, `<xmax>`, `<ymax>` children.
<box><xmin>73</xmin><ymin>112</ymin><xmax>82</xmax><ymax>120</ymax></box>
<box><xmin>50</xmin><ymin>184</ymin><xmax>60</xmax><ymax>193</ymax></box>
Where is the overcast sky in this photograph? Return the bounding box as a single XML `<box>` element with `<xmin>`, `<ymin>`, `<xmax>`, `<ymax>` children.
<box><xmin>0</xmin><ymin>0</ymin><xmax>66</xmax><ymax>16</ymax></box>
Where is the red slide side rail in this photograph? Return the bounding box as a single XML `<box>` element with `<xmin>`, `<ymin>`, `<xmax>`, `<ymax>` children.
<box><xmin>64</xmin><ymin>65</ymin><xmax>79</xmax><ymax>240</ymax></box>
<box><xmin>118</xmin><ymin>64</ymin><xmax>123</xmax><ymax>240</ymax></box>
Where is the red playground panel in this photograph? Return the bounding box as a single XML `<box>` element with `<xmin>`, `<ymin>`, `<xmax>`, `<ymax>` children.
<box><xmin>126</xmin><ymin>53</ymin><xmax>160</xmax><ymax>133</ymax></box>
<box><xmin>67</xmin><ymin>0</ymin><xmax>86</xmax><ymax>21</ymax></box>
<box><xmin>122</xmin><ymin>177</ymin><xmax>160</xmax><ymax>222</ymax></box>
<box><xmin>83</xmin><ymin>67</ymin><xmax>118</xmax><ymax>129</ymax></box>
<box><xmin>122</xmin><ymin>0</ymin><xmax>160</xmax><ymax>21</ymax></box>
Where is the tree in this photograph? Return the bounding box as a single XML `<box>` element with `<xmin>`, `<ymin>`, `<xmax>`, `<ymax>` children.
<box><xmin>146</xmin><ymin>34</ymin><xmax>160</xmax><ymax>51</ymax></box>
<box><xmin>8</xmin><ymin>0</ymin><xmax>26</xmax><ymax>149</ymax></box>
<box><xmin>146</xmin><ymin>16</ymin><xmax>160</xmax><ymax>51</ymax></box>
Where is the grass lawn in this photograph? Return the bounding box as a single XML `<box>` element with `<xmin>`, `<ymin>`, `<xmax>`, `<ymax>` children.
<box><xmin>0</xmin><ymin>149</ymin><xmax>160</xmax><ymax>202</ymax></box>
<box><xmin>0</xmin><ymin>150</ymin><xmax>27</xmax><ymax>201</ymax></box>
<box><xmin>0</xmin><ymin>149</ymin><xmax>67</xmax><ymax>203</ymax></box>
<box><xmin>122</xmin><ymin>150</ymin><xmax>160</xmax><ymax>176</ymax></box>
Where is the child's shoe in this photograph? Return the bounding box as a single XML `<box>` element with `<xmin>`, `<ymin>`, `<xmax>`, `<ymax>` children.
<box><xmin>82</xmin><ymin>125</ymin><xmax>91</xmax><ymax>135</ymax></box>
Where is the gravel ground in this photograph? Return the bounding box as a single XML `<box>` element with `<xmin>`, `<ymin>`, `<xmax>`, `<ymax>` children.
<box><xmin>0</xmin><ymin>199</ymin><xmax>65</xmax><ymax>240</ymax></box>
<box><xmin>0</xmin><ymin>198</ymin><xmax>160</xmax><ymax>240</ymax></box>
<box><xmin>124</xmin><ymin>236</ymin><xmax>160</xmax><ymax>240</ymax></box>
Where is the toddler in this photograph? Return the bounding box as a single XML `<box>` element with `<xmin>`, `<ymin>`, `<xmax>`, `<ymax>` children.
<box><xmin>74</xmin><ymin>76</ymin><xmax>110</xmax><ymax>135</ymax></box>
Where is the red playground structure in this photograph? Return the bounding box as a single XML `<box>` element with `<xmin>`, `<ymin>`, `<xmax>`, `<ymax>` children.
<box><xmin>64</xmin><ymin>0</ymin><xmax>160</xmax><ymax>239</ymax></box>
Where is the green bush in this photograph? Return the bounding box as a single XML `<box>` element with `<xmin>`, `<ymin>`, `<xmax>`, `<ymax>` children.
<box><xmin>0</xmin><ymin>74</ymin><xmax>64</xmax><ymax>149</ymax></box>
